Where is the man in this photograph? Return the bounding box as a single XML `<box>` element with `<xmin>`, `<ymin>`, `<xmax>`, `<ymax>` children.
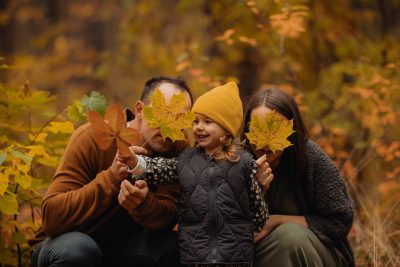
<box><xmin>30</xmin><ymin>76</ymin><xmax>193</xmax><ymax>267</ymax></box>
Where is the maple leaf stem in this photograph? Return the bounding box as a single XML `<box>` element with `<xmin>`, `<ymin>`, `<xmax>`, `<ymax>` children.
<box><xmin>141</xmin><ymin>132</ymin><xmax>158</xmax><ymax>148</ymax></box>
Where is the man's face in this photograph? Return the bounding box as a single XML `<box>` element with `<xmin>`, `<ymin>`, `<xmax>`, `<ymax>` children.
<box><xmin>139</xmin><ymin>82</ymin><xmax>192</xmax><ymax>156</ymax></box>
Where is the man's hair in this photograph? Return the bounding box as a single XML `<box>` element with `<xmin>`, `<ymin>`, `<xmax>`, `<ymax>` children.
<box><xmin>140</xmin><ymin>76</ymin><xmax>193</xmax><ymax>104</ymax></box>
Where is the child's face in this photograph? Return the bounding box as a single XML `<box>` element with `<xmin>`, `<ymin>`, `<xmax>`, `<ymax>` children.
<box><xmin>192</xmin><ymin>114</ymin><xmax>229</xmax><ymax>155</ymax></box>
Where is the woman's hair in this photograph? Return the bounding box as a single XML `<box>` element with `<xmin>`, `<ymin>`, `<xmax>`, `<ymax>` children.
<box><xmin>242</xmin><ymin>88</ymin><xmax>309</xmax><ymax>180</ymax></box>
<box><xmin>212</xmin><ymin>135</ymin><xmax>242</xmax><ymax>163</ymax></box>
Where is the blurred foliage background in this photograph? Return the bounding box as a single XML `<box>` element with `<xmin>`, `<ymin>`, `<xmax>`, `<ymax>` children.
<box><xmin>0</xmin><ymin>0</ymin><xmax>399</xmax><ymax>266</ymax></box>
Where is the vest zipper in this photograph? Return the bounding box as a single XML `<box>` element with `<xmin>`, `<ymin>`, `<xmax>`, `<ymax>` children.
<box><xmin>208</xmin><ymin>160</ymin><xmax>217</xmax><ymax>263</ymax></box>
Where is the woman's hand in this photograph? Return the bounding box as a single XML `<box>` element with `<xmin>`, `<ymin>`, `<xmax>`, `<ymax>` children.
<box><xmin>255</xmin><ymin>154</ymin><xmax>274</xmax><ymax>191</ymax></box>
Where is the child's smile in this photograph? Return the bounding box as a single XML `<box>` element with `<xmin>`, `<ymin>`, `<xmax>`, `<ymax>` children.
<box><xmin>193</xmin><ymin>114</ymin><xmax>229</xmax><ymax>155</ymax></box>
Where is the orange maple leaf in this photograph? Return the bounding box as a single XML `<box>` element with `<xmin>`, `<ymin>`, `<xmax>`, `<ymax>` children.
<box><xmin>270</xmin><ymin>9</ymin><xmax>308</xmax><ymax>38</ymax></box>
<box><xmin>88</xmin><ymin>104</ymin><xmax>141</xmax><ymax>156</ymax></box>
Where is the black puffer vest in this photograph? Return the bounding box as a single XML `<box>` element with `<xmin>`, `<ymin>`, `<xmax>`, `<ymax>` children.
<box><xmin>177</xmin><ymin>147</ymin><xmax>254</xmax><ymax>264</ymax></box>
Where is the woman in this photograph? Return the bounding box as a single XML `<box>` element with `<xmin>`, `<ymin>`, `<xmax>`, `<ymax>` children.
<box><xmin>242</xmin><ymin>88</ymin><xmax>354</xmax><ymax>267</ymax></box>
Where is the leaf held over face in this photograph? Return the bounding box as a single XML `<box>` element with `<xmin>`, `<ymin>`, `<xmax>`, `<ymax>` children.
<box><xmin>143</xmin><ymin>88</ymin><xmax>195</xmax><ymax>142</ymax></box>
<box><xmin>88</xmin><ymin>104</ymin><xmax>141</xmax><ymax>156</ymax></box>
<box><xmin>245</xmin><ymin>110</ymin><xmax>295</xmax><ymax>154</ymax></box>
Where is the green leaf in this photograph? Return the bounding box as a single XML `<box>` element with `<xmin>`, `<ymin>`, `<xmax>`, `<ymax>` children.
<box><xmin>12</xmin><ymin>231</ymin><xmax>26</xmax><ymax>244</ymax></box>
<box><xmin>0</xmin><ymin>192</ymin><xmax>18</xmax><ymax>215</ymax></box>
<box><xmin>80</xmin><ymin>91</ymin><xmax>107</xmax><ymax>116</ymax></box>
<box><xmin>0</xmin><ymin>153</ymin><xmax>6</xmax><ymax>165</ymax></box>
<box><xmin>9</xmin><ymin>150</ymin><xmax>32</xmax><ymax>164</ymax></box>
<box><xmin>67</xmin><ymin>100</ymin><xmax>86</xmax><ymax>122</ymax></box>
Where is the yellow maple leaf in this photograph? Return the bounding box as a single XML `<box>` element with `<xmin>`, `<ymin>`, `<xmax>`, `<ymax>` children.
<box><xmin>245</xmin><ymin>110</ymin><xmax>295</xmax><ymax>154</ymax></box>
<box><xmin>0</xmin><ymin>172</ymin><xmax>9</xmax><ymax>196</ymax></box>
<box><xmin>143</xmin><ymin>88</ymin><xmax>195</xmax><ymax>142</ymax></box>
<box><xmin>88</xmin><ymin>104</ymin><xmax>141</xmax><ymax>156</ymax></box>
<box><xmin>47</xmin><ymin>121</ymin><xmax>75</xmax><ymax>134</ymax></box>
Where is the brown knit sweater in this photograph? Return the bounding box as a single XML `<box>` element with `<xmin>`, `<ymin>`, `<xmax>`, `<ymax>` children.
<box><xmin>29</xmin><ymin>123</ymin><xmax>180</xmax><ymax>249</ymax></box>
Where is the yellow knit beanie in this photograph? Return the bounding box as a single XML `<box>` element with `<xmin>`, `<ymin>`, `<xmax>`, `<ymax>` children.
<box><xmin>192</xmin><ymin>81</ymin><xmax>243</xmax><ymax>137</ymax></box>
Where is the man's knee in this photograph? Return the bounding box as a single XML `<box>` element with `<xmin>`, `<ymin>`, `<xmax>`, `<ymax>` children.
<box><xmin>37</xmin><ymin>232</ymin><xmax>102</xmax><ymax>267</ymax></box>
<box><xmin>149</xmin><ymin>230</ymin><xmax>182</xmax><ymax>267</ymax></box>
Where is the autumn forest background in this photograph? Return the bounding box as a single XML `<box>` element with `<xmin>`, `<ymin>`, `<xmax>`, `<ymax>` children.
<box><xmin>0</xmin><ymin>0</ymin><xmax>399</xmax><ymax>266</ymax></box>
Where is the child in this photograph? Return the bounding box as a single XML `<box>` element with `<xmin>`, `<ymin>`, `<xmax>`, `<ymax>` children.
<box><xmin>122</xmin><ymin>81</ymin><xmax>268</xmax><ymax>266</ymax></box>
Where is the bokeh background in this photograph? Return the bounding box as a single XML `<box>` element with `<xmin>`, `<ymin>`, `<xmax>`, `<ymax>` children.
<box><xmin>0</xmin><ymin>0</ymin><xmax>399</xmax><ymax>266</ymax></box>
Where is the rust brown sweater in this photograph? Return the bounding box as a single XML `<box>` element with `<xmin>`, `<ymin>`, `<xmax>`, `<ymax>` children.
<box><xmin>30</xmin><ymin>123</ymin><xmax>180</xmax><ymax>249</ymax></box>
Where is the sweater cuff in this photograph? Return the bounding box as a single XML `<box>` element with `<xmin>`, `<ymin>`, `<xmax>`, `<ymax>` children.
<box><xmin>127</xmin><ymin>156</ymin><xmax>146</xmax><ymax>176</ymax></box>
<box><xmin>130</xmin><ymin>191</ymin><xmax>155</xmax><ymax>215</ymax></box>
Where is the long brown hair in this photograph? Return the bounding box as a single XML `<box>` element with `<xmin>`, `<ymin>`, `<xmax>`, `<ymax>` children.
<box><xmin>242</xmin><ymin>88</ymin><xmax>309</xmax><ymax>181</ymax></box>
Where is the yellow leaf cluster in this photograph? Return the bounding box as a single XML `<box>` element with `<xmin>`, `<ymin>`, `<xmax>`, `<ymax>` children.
<box><xmin>245</xmin><ymin>110</ymin><xmax>295</xmax><ymax>154</ymax></box>
<box><xmin>143</xmin><ymin>88</ymin><xmax>195</xmax><ymax>142</ymax></box>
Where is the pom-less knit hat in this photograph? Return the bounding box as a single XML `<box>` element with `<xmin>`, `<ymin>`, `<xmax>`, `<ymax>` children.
<box><xmin>192</xmin><ymin>81</ymin><xmax>243</xmax><ymax>137</ymax></box>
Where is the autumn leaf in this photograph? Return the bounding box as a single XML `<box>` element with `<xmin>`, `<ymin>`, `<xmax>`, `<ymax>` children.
<box><xmin>0</xmin><ymin>172</ymin><xmax>9</xmax><ymax>196</ymax></box>
<box><xmin>47</xmin><ymin>121</ymin><xmax>75</xmax><ymax>134</ymax></box>
<box><xmin>88</xmin><ymin>104</ymin><xmax>141</xmax><ymax>156</ymax></box>
<box><xmin>143</xmin><ymin>88</ymin><xmax>195</xmax><ymax>142</ymax></box>
<box><xmin>245</xmin><ymin>110</ymin><xmax>295</xmax><ymax>154</ymax></box>
<box><xmin>270</xmin><ymin>8</ymin><xmax>308</xmax><ymax>38</ymax></box>
<box><xmin>0</xmin><ymin>192</ymin><xmax>18</xmax><ymax>215</ymax></box>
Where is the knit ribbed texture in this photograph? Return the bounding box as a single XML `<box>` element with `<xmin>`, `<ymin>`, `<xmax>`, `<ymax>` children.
<box><xmin>192</xmin><ymin>81</ymin><xmax>243</xmax><ymax>137</ymax></box>
<box><xmin>288</xmin><ymin>140</ymin><xmax>354</xmax><ymax>265</ymax></box>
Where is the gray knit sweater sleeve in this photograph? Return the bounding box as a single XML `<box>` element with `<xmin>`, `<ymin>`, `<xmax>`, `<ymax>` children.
<box><xmin>304</xmin><ymin>140</ymin><xmax>354</xmax><ymax>244</ymax></box>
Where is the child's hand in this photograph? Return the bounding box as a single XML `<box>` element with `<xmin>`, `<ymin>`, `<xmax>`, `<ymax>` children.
<box><xmin>255</xmin><ymin>154</ymin><xmax>274</xmax><ymax>191</ymax></box>
<box><xmin>117</xmin><ymin>146</ymin><xmax>147</xmax><ymax>168</ymax></box>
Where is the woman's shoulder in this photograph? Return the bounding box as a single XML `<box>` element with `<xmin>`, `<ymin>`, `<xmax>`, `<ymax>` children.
<box><xmin>305</xmin><ymin>139</ymin><xmax>327</xmax><ymax>159</ymax></box>
<box><xmin>304</xmin><ymin>139</ymin><xmax>339</xmax><ymax>172</ymax></box>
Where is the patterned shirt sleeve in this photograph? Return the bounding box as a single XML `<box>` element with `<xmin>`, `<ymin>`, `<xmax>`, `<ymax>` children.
<box><xmin>131</xmin><ymin>156</ymin><xmax>179</xmax><ymax>186</ymax></box>
<box><xmin>248</xmin><ymin>159</ymin><xmax>269</xmax><ymax>231</ymax></box>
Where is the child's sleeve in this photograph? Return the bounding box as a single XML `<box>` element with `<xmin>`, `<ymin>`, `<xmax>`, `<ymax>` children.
<box><xmin>130</xmin><ymin>156</ymin><xmax>179</xmax><ymax>186</ymax></box>
<box><xmin>248</xmin><ymin>160</ymin><xmax>269</xmax><ymax>231</ymax></box>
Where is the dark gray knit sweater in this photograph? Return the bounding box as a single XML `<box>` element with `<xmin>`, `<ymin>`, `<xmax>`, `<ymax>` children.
<box><xmin>276</xmin><ymin>140</ymin><xmax>354</xmax><ymax>265</ymax></box>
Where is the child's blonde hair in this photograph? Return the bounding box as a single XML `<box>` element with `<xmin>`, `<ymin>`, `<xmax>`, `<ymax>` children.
<box><xmin>212</xmin><ymin>135</ymin><xmax>243</xmax><ymax>163</ymax></box>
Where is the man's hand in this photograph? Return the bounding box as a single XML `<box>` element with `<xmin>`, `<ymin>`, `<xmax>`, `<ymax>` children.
<box><xmin>118</xmin><ymin>180</ymin><xmax>149</xmax><ymax>211</ymax></box>
<box><xmin>110</xmin><ymin>152</ymin><xmax>129</xmax><ymax>182</ymax></box>
<box><xmin>255</xmin><ymin>154</ymin><xmax>274</xmax><ymax>191</ymax></box>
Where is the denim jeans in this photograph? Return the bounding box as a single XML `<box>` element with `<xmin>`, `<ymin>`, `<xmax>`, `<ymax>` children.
<box><xmin>31</xmin><ymin>230</ymin><xmax>183</xmax><ymax>267</ymax></box>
